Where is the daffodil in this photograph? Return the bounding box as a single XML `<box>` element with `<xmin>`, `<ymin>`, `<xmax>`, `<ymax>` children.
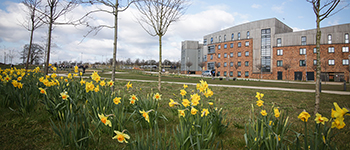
<box><xmin>11</xmin><ymin>80</ymin><xmax>18</xmax><ymax>87</ymax></box>
<box><xmin>17</xmin><ymin>82</ymin><xmax>23</xmax><ymax>89</ymax></box>
<box><xmin>153</xmin><ymin>93</ymin><xmax>161</xmax><ymax>100</ymax></box>
<box><xmin>107</xmin><ymin>80</ymin><xmax>114</xmax><ymax>87</ymax></box>
<box><xmin>130</xmin><ymin>99</ymin><xmax>136</xmax><ymax>105</ymax></box>
<box><xmin>201</xmin><ymin>108</ymin><xmax>209</xmax><ymax>117</ymax></box>
<box><xmin>180</xmin><ymin>89</ymin><xmax>187</xmax><ymax>96</ymax></box>
<box><xmin>17</xmin><ymin>76</ymin><xmax>22</xmax><ymax>81</ymax></box>
<box><xmin>183</xmin><ymin>84</ymin><xmax>188</xmax><ymax>89</ymax></box>
<box><xmin>98</xmin><ymin>114</ymin><xmax>112</xmax><ymax>127</ymax></box>
<box><xmin>60</xmin><ymin>91</ymin><xmax>69</xmax><ymax>100</ymax></box>
<box><xmin>196</xmin><ymin>83</ymin><xmax>200</xmax><ymax>90</ymax></box>
<box><xmin>67</xmin><ymin>73</ymin><xmax>72</xmax><ymax>79</ymax></box>
<box><xmin>113</xmin><ymin>97</ymin><xmax>121</xmax><ymax>105</ymax></box>
<box><xmin>192</xmin><ymin>99</ymin><xmax>200</xmax><ymax>106</ymax></box>
<box><xmin>94</xmin><ymin>85</ymin><xmax>100</xmax><ymax>92</ymax></box>
<box><xmin>256</xmin><ymin>100</ymin><xmax>264</xmax><ymax>107</ymax></box>
<box><xmin>112</xmin><ymin>130</ymin><xmax>130</xmax><ymax>143</ymax></box>
<box><xmin>51</xmin><ymin>73</ymin><xmax>57</xmax><ymax>78</ymax></box>
<box><xmin>178</xmin><ymin>109</ymin><xmax>186</xmax><ymax>117</ymax></box>
<box><xmin>255</xmin><ymin>92</ymin><xmax>264</xmax><ymax>100</ymax></box>
<box><xmin>139</xmin><ymin>110</ymin><xmax>151</xmax><ymax>123</ymax></box>
<box><xmin>169</xmin><ymin>99</ymin><xmax>179</xmax><ymax>107</ymax></box>
<box><xmin>274</xmin><ymin>108</ymin><xmax>280</xmax><ymax>118</ymax></box>
<box><xmin>100</xmin><ymin>80</ymin><xmax>106</xmax><ymax>86</ymax></box>
<box><xmin>191</xmin><ymin>107</ymin><xmax>198</xmax><ymax>115</ymax></box>
<box><xmin>332</xmin><ymin>102</ymin><xmax>349</xmax><ymax>119</ymax></box>
<box><xmin>298</xmin><ymin>110</ymin><xmax>311</xmax><ymax>122</ymax></box>
<box><xmin>85</xmin><ymin>81</ymin><xmax>95</xmax><ymax>93</ymax></box>
<box><xmin>39</xmin><ymin>88</ymin><xmax>47</xmax><ymax>95</ymax></box>
<box><xmin>261</xmin><ymin>110</ymin><xmax>267</xmax><ymax>116</ymax></box>
<box><xmin>331</xmin><ymin>117</ymin><xmax>346</xmax><ymax>129</ymax></box>
<box><xmin>130</xmin><ymin>94</ymin><xmax>138</xmax><ymax>101</ymax></box>
<box><xmin>182</xmin><ymin>99</ymin><xmax>190</xmax><ymax>107</ymax></box>
<box><xmin>208</xmin><ymin>102</ymin><xmax>214</xmax><ymax>106</ymax></box>
<box><xmin>80</xmin><ymin>79</ymin><xmax>86</xmax><ymax>85</ymax></box>
<box><xmin>315</xmin><ymin>113</ymin><xmax>329</xmax><ymax>125</ymax></box>
<box><xmin>126</xmin><ymin>81</ymin><xmax>132</xmax><ymax>90</ymax></box>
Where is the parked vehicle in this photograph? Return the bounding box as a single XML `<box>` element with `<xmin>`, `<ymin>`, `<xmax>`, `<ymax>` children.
<box><xmin>202</xmin><ymin>70</ymin><xmax>212</xmax><ymax>76</ymax></box>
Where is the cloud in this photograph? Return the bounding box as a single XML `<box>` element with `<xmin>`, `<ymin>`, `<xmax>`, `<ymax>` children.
<box><xmin>251</xmin><ymin>4</ymin><xmax>261</xmax><ymax>9</ymax></box>
<box><xmin>271</xmin><ymin>2</ymin><xmax>287</xmax><ymax>14</ymax></box>
<box><xmin>327</xmin><ymin>19</ymin><xmax>339</xmax><ymax>26</ymax></box>
<box><xmin>292</xmin><ymin>27</ymin><xmax>304</xmax><ymax>32</ymax></box>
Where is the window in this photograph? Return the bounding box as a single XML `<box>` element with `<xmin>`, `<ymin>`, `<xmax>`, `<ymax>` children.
<box><xmin>224</xmin><ymin>44</ymin><xmax>227</xmax><ymax>49</ymax></box>
<box><xmin>343</xmin><ymin>59</ymin><xmax>349</xmax><ymax>65</ymax></box>
<box><xmin>218</xmin><ymin>54</ymin><xmax>221</xmax><ymax>58</ymax></box>
<box><xmin>299</xmin><ymin>48</ymin><xmax>306</xmax><ymax>55</ymax></box>
<box><xmin>218</xmin><ymin>63</ymin><xmax>221</xmax><ymax>67</ymax></box>
<box><xmin>210</xmin><ymin>37</ymin><xmax>213</xmax><ymax>44</ymax></box>
<box><xmin>245</xmin><ymin>51</ymin><xmax>249</xmax><ymax>56</ymax></box>
<box><xmin>219</xmin><ymin>36</ymin><xmax>221</xmax><ymax>42</ymax></box>
<box><xmin>210</xmin><ymin>55</ymin><xmax>213</xmax><ymax>60</ymax></box>
<box><xmin>238</xmin><ymin>71</ymin><xmax>241</xmax><ymax>76</ymax></box>
<box><xmin>238</xmin><ymin>42</ymin><xmax>241</xmax><ymax>47</ymax></box>
<box><xmin>313</xmin><ymin>47</ymin><xmax>317</xmax><ymax>53</ymax></box>
<box><xmin>245</xmin><ymin>61</ymin><xmax>249</xmax><ymax>66</ymax></box>
<box><xmin>247</xmin><ymin>31</ymin><xmax>250</xmax><ymax>39</ymax></box>
<box><xmin>231</xmin><ymin>33</ymin><xmax>234</xmax><ymax>41</ymax></box>
<box><xmin>277</xmin><ymin>38</ymin><xmax>281</xmax><ymax>47</ymax></box>
<box><xmin>328</xmin><ymin>59</ymin><xmax>335</xmax><ymax>65</ymax></box>
<box><xmin>313</xmin><ymin>59</ymin><xmax>317</xmax><ymax>65</ymax></box>
<box><xmin>230</xmin><ymin>62</ymin><xmax>233</xmax><ymax>67</ymax></box>
<box><xmin>224</xmin><ymin>53</ymin><xmax>227</xmax><ymax>58</ymax></box>
<box><xmin>277</xmin><ymin>60</ymin><xmax>283</xmax><ymax>67</ymax></box>
<box><xmin>224</xmin><ymin>71</ymin><xmax>227</xmax><ymax>76</ymax></box>
<box><xmin>208</xmin><ymin>45</ymin><xmax>215</xmax><ymax>54</ymax></box>
<box><xmin>204</xmin><ymin>55</ymin><xmax>207</xmax><ymax>62</ymax></box>
<box><xmin>245</xmin><ymin>41</ymin><xmax>249</xmax><ymax>46</ymax></box>
<box><xmin>217</xmin><ymin>71</ymin><xmax>221</xmax><ymax>76</ymax></box>
<box><xmin>238</xmin><ymin>52</ymin><xmax>241</xmax><ymax>57</ymax></box>
<box><xmin>230</xmin><ymin>71</ymin><xmax>233</xmax><ymax>76</ymax></box>
<box><xmin>328</xmin><ymin>47</ymin><xmax>334</xmax><ymax>53</ymax></box>
<box><xmin>342</xmin><ymin>47</ymin><xmax>349</xmax><ymax>52</ymax></box>
<box><xmin>224</xmin><ymin>62</ymin><xmax>227</xmax><ymax>67</ymax></box>
<box><xmin>299</xmin><ymin>60</ymin><xmax>306</xmax><ymax>66</ymax></box>
<box><xmin>238</xmin><ymin>61</ymin><xmax>241</xmax><ymax>67</ymax></box>
<box><xmin>230</xmin><ymin>52</ymin><xmax>233</xmax><ymax>57</ymax></box>
<box><xmin>203</xmin><ymin>39</ymin><xmax>207</xmax><ymax>45</ymax></box>
<box><xmin>345</xmin><ymin>33</ymin><xmax>349</xmax><ymax>43</ymax></box>
<box><xmin>224</xmin><ymin>35</ymin><xmax>226</xmax><ymax>42</ymax></box>
<box><xmin>238</xmin><ymin>32</ymin><xmax>241</xmax><ymax>40</ymax></box>
<box><xmin>328</xmin><ymin>34</ymin><xmax>332</xmax><ymax>44</ymax></box>
<box><xmin>218</xmin><ymin>45</ymin><xmax>221</xmax><ymax>50</ymax></box>
<box><xmin>245</xmin><ymin>71</ymin><xmax>249</xmax><ymax>77</ymax></box>
<box><xmin>277</xmin><ymin>49</ymin><xmax>283</xmax><ymax>56</ymax></box>
<box><xmin>301</xmin><ymin>36</ymin><xmax>306</xmax><ymax>45</ymax></box>
<box><xmin>230</xmin><ymin>43</ymin><xmax>233</xmax><ymax>48</ymax></box>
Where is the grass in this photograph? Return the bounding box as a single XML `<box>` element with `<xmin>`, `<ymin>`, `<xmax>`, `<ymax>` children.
<box><xmin>1</xmin><ymin>79</ymin><xmax>350</xmax><ymax>149</ymax></box>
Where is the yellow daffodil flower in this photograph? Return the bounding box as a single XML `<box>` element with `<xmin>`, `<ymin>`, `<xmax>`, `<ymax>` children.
<box><xmin>315</xmin><ymin>113</ymin><xmax>329</xmax><ymax>125</ymax></box>
<box><xmin>169</xmin><ymin>99</ymin><xmax>179</xmax><ymax>107</ymax></box>
<box><xmin>255</xmin><ymin>92</ymin><xmax>264</xmax><ymax>100</ymax></box>
<box><xmin>139</xmin><ymin>110</ymin><xmax>150</xmax><ymax>123</ymax></box>
<box><xmin>39</xmin><ymin>88</ymin><xmax>47</xmax><ymax>95</ymax></box>
<box><xmin>85</xmin><ymin>81</ymin><xmax>95</xmax><ymax>93</ymax></box>
<box><xmin>98</xmin><ymin>114</ymin><xmax>112</xmax><ymax>127</ymax></box>
<box><xmin>261</xmin><ymin>110</ymin><xmax>267</xmax><ymax>116</ymax></box>
<box><xmin>126</xmin><ymin>81</ymin><xmax>132</xmax><ymax>90</ymax></box>
<box><xmin>60</xmin><ymin>91</ymin><xmax>69</xmax><ymax>100</ymax></box>
<box><xmin>298</xmin><ymin>110</ymin><xmax>311</xmax><ymax>122</ymax></box>
<box><xmin>100</xmin><ymin>80</ymin><xmax>106</xmax><ymax>86</ymax></box>
<box><xmin>201</xmin><ymin>108</ymin><xmax>209</xmax><ymax>117</ymax></box>
<box><xmin>178</xmin><ymin>109</ymin><xmax>186</xmax><ymax>117</ymax></box>
<box><xmin>333</xmin><ymin>102</ymin><xmax>349</xmax><ymax>119</ymax></box>
<box><xmin>274</xmin><ymin>108</ymin><xmax>280</xmax><ymax>118</ymax></box>
<box><xmin>182</xmin><ymin>99</ymin><xmax>190</xmax><ymax>107</ymax></box>
<box><xmin>17</xmin><ymin>76</ymin><xmax>22</xmax><ymax>81</ymax></box>
<box><xmin>331</xmin><ymin>117</ymin><xmax>346</xmax><ymax>129</ymax></box>
<box><xmin>191</xmin><ymin>107</ymin><xmax>198</xmax><ymax>115</ymax></box>
<box><xmin>94</xmin><ymin>85</ymin><xmax>100</xmax><ymax>92</ymax></box>
<box><xmin>256</xmin><ymin>100</ymin><xmax>264</xmax><ymax>107</ymax></box>
<box><xmin>180</xmin><ymin>89</ymin><xmax>187</xmax><ymax>96</ymax></box>
<box><xmin>113</xmin><ymin>97</ymin><xmax>121</xmax><ymax>105</ymax></box>
<box><xmin>130</xmin><ymin>94</ymin><xmax>138</xmax><ymax>101</ymax></box>
<box><xmin>153</xmin><ymin>93</ymin><xmax>161</xmax><ymax>100</ymax></box>
<box><xmin>112</xmin><ymin>130</ymin><xmax>130</xmax><ymax>143</ymax></box>
<box><xmin>183</xmin><ymin>84</ymin><xmax>188</xmax><ymax>89</ymax></box>
<box><xmin>107</xmin><ymin>80</ymin><xmax>114</xmax><ymax>87</ymax></box>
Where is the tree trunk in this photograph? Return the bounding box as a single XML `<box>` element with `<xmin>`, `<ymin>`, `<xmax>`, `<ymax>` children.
<box><xmin>45</xmin><ymin>17</ymin><xmax>53</xmax><ymax>75</ymax></box>
<box><xmin>158</xmin><ymin>35</ymin><xmax>162</xmax><ymax>91</ymax></box>
<box><xmin>26</xmin><ymin>21</ymin><xmax>35</xmax><ymax>70</ymax></box>
<box><xmin>314</xmin><ymin>7</ymin><xmax>321</xmax><ymax>115</ymax></box>
<box><xmin>111</xmin><ymin>0</ymin><xmax>119</xmax><ymax>91</ymax></box>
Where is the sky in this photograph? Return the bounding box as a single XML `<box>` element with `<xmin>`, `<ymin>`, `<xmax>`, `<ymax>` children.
<box><xmin>0</xmin><ymin>0</ymin><xmax>349</xmax><ymax>64</ymax></box>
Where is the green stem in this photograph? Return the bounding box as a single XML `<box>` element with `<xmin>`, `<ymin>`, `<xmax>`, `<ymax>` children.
<box><xmin>304</xmin><ymin>121</ymin><xmax>308</xmax><ymax>150</ymax></box>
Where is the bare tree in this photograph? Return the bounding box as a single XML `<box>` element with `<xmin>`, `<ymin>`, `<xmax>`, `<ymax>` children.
<box><xmin>215</xmin><ymin>62</ymin><xmax>220</xmax><ymax>77</ymax></box>
<box><xmin>20</xmin><ymin>43</ymin><xmax>45</xmax><ymax>64</ymax></box>
<box><xmin>40</xmin><ymin>0</ymin><xmax>79</xmax><ymax>75</ymax></box>
<box><xmin>282</xmin><ymin>63</ymin><xmax>291</xmax><ymax>80</ymax></box>
<box><xmin>21</xmin><ymin>0</ymin><xmax>44</xmax><ymax>70</ymax></box>
<box><xmin>198</xmin><ymin>61</ymin><xmax>206</xmax><ymax>70</ymax></box>
<box><xmin>186</xmin><ymin>61</ymin><xmax>192</xmax><ymax>73</ymax></box>
<box><xmin>307</xmin><ymin>0</ymin><xmax>348</xmax><ymax>114</ymax></box>
<box><xmin>135</xmin><ymin>0</ymin><xmax>189</xmax><ymax>91</ymax></box>
<box><xmin>255</xmin><ymin>63</ymin><xmax>263</xmax><ymax>79</ymax></box>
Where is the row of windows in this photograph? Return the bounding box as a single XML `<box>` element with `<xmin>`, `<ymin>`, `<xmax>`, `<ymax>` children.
<box><xmin>210</xmin><ymin>51</ymin><xmax>250</xmax><ymax>60</ymax></box>
<box><xmin>276</xmin><ymin>46</ymin><xmax>349</xmax><ymax>56</ymax></box>
<box><xmin>204</xmin><ymin>31</ymin><xmax>251</xmax><ymax>45</ymax></box>
<box><xmin>276</xmin><ymin>59</ymin><xmax>350</xmax><ymax>67</ymax></box>
<box><xmin>217</xmin><ymin>41</ymin><xmax>250</xmax><ymax>50</ymax></box>
<box><xmin>216</xmin><ymin>71</ymin><xmax>249</xmax><ymax>77</ymax></box>
<box><xmin>276</xmin><ymin>33</ymin><xmax>349</xmax><ymax>47</ymax></box>
<box><xmin>215</xmin><ymin>61</ymin><xmax>250</xmax><ymax>67</ymax></box>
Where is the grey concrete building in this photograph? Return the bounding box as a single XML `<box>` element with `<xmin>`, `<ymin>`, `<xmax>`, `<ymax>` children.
<box><xmin>181</xmin><ymin>41</ymin><xmax>203</xmax><ymax>72</ymax></box>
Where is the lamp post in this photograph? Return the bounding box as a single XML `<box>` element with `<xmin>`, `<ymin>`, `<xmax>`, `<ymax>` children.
<box><xmin>305</xmin><ymin>54</ymin><xmax>307</xmax><ymax>81</ymax></box>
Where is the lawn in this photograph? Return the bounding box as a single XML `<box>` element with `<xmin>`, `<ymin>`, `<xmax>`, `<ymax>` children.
<box><xmin>1</xmin><ymin>66</ymin><xmax>350</xmax><ymax>149</ymax></box>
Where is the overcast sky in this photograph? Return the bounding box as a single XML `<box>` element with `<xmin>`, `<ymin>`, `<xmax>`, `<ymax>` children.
<box><xmin>1</xmin><ymin>0</ymin><xmax>349</xmax><ymax>64</ymax></box>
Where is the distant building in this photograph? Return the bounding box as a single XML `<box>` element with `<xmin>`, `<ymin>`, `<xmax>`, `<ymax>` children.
<box><xmin>181</xmin><ymin>41</ymin><xmax>203</xmax><ymax>72</ymax></box>
<box><xmin>182</xmin><ymin>18</ymin><xmax>350</xmax><ymax>81</ymax></box>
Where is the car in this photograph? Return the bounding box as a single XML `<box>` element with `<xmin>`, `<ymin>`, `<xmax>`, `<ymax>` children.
<box><xmin>202</xmin><ymin>70</ymin><xmax>212</xmax><ymax>76</ymax></box>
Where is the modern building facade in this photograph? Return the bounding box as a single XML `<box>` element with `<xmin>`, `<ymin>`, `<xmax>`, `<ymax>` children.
<box><xmin>181</xmin><ymin>18</ymin><xmax>350</xmax><ymax>82</ymax></box>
